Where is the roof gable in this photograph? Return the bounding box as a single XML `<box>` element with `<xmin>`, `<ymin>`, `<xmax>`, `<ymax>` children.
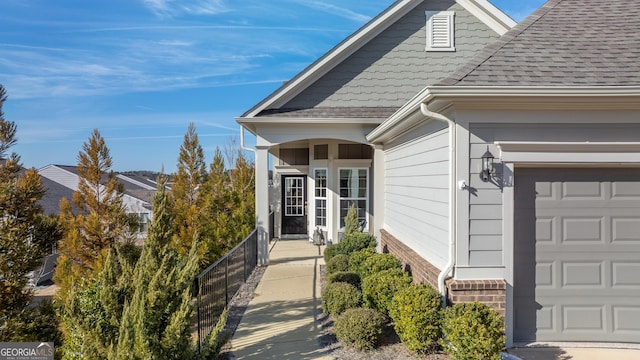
<box><xmin>438</xmin><ymin>0</ymin><xmax>640</xmax><ymax>86</ymax></box>
<box><xmin>241</xmin><ymin>0</ymin><xmax>515</xmax><ymax>118</ymax></box>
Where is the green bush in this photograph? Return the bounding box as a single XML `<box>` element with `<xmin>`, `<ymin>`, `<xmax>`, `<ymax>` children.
<box><xmin>324</xmin><ymin>231</ymin><xmax>376</xmax><ymax>263</ymax></box>
<box><xmin>321</xmin><ymin>282</ymin><xmax>362</xmax><ymax>316</ymax></box>
<box><xmin>362</xmin><ymin>268</ymin><xmax>412</xmax><ymax>315</ymax></box>
<box><xmin>348</xmin><ymin>247</ymin><xmax>376</xmax><ymax>276</ymax></box>
<box><xmin>361</xmin><ymin>253</ymin><xmax>401</xmax><ymax>279</ymax></box>
<box><xmin>326</xmin><ymin>254</ymin><xmax>349</xmax><ymax>274</ymax></box>
<box><xmin>390</xmin><ymin>284</ymin><xmax>443</xmax><ymax>354</ymax></box>
<box><xmin>441</xmin><ymin>302</ymin><xmax>505</xmax><ymax>360</ymax></box>
<box><xmin>324</xmin><ymin>244</ymin><xmax>339</xmax><ymax>263</ymax></box>
<box><xmin>326</xmin><ymin>271</ymin><xmax>361</xmax><ymax>289</ymax></box>
<box><xmin>338</xmin><ymin>232</ymin><xmax>377</xmax><ymax>255</ymax></box>
<box><xmin>334</xmin><ymin>308</ymin><xmax>387</xmax><ymax>351</ymax></box>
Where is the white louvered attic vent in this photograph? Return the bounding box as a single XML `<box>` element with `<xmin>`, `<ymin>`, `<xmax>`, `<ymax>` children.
<box><xmin>426</xmin><ymin>11</ymin><xmax>455</xmax><ymax>51</ymax></box>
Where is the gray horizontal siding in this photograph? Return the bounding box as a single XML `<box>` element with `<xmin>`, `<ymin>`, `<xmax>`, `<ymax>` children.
<box><xmin>467</xmin><ymin>121</ymin><xmax>640</xmax><ymax>267</ymax></box>
<box><xmin>384</xmin><ymin>126</ymin><xmax>450</xmax><ymax>268</ymax></box>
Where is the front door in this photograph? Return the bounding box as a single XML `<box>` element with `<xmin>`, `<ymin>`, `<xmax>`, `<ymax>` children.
<box><xmin>281</xmin><ymin>175</ymin><xmax>307</xmax><ymax>235</ymax></box>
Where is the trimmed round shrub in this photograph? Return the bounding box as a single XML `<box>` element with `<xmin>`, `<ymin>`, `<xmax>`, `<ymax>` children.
<box><xmin>321</xmin><ymin>282</ymin><xmax>362</xmax><ymax>316</ymax></box>
<box><xmin>326</xmin><ymin>271</ymin><xmax>361</xmax><ymax>289</ymax></box>
<box><xmin>361</xmin><ymin>253</ymin><xmax>401</xmax><ymax>279</ymax></box>
<box><xmin>362</xmin><ymin>268</ymin><xmax>412</xmax><ymax>315</ymax></box>
<box><xmin>390</xmin><ymin>283</ymin><xmax>443</xmax><ymax>354</ymax></box>
<box><xmin>326</xmin><ymin>254</ymin><xmax>349</xmax><ymax>274</ymax></box>
<box><xmin>334</xmin><ymin>308</ymin><xmax>387</xmax><ymax>351</ymax></box>
<box><xmin>441</xmin><ymin>302</ymin><xmax>505</xmax><ymax>360</ymax></box>
<box><xmin>323</xmin><ymin>244</ymin><xmax>339</xmax><ymax>262</ymax></box>
<box><xmin>348</xmin><ymin>248</ymin><xmax>376</xmax><ymax>276</ymax></box>
<box><xmin>338</xmin><ymin>232</ymin><xmax>377</xmax><ymax>255</ymax></box>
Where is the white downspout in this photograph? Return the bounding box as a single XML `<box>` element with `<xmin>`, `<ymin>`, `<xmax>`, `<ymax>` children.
<box><xmin>240</xmin><ymin>125</ymin><xmax>256</xmax><ymax>154</ymax></box>
<box><xmin>420</xmin><ymin>103</ymin><xmax>456</xmax><ymax>307</ymax></box>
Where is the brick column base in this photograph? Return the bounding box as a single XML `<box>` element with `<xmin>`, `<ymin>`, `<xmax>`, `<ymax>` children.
<box><xmin>446</xmin><ymin>279</ymin><xmax>506</xmax><ymax>316</ymax></box>
<box><xmin>380</xmin><ymin>229</ymin><xmax>506</xmax><ymax>316</ymax></box>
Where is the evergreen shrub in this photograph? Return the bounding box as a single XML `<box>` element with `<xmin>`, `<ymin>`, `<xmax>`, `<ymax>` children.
<box><xmin>326</xmin><ymin>271</ymin><xmax>361</xmax><ymax>289</ymax></box>
<box><xmin>321</xmin><ymin>282</ymin><xmax>362</xmax><ymax>316</ymax></box>
<box><xmin>441</xmin><ymin>302</ymin><xmax>505</xmax><ymax>360</ymax></box>
<box><xmin>390</xmin><ymin>283</ymin><xmax>442</xmax><ymax>354</ymax></box>
<box><xmin>348</xmin><ymin>248</ymin><xmax>376</xmax><ymax>276</ymax></box>
<box><xmin>323</xmin><ymin>244</ymin><xmax>339</xmax><ymax>263</ymax></box>
<box><xmin>338</xmin><ymin>232</ymin><xmax>377</xmax><ymax>255</ymax></box>
<box><xmin>362</xmin><ymin>268</ymin><xmax>412</xmax><ymax>315</ymax></box>
<box><xmin>361</xmin><ymin>253</ymin><xmax>401</xmax><ymax>279</ymax></box>
<box><xmin>326</xmin><ymin>254</ymin><xmax>349</xmax><ymax>274</ymax></box>
<box><xmin>334</xmin><ymin>308</ymin><xmax>387</xmax><ymax>351</ymax></box>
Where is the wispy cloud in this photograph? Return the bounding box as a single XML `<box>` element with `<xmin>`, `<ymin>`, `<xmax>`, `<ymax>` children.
<box><xmin>141</xmin><ymin>0</ymin><xmax>229</xmax><ymax>17</ymax></box>
<box><xmin>291</xmin><ymin>0</ymin><xmax>371</xmax><ymax>23</ymax></box>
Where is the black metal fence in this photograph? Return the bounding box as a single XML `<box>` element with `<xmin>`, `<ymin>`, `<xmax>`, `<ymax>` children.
<box><xmin>195</xmin><ymin>229</ymin><xmax>258</xmax><ymax>349</ymax></box>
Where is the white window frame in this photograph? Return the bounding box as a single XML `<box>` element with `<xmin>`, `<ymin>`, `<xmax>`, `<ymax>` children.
<box><xmin>426</xmin><ymin>10</ymin><xmax>455</xmax><ymax>52</ymax></box>
<box><xmin>338</xmin><ymin>167</ymin><xmax>369</xmax><ymax>230</ymax></box>
<box><xmin>314</xmin><ymin>168</ymin><xmax>328</xmax><ymax>228</ymax></box>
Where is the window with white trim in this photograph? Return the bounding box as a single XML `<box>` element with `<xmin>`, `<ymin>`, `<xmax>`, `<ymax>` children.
<box><xmin>314</xmin><ymin>169</ymin><xmax>327</xmax><ymax>227</ymax></box>
<box><xmin>426</xmin><ymin>10</ymin><xmax>455</xmax><ymax>51</ymax></box>
<box><xmin>339</xmin><ymin>168</ymin><xmax>368</xmax><ymax>228</ymax></box>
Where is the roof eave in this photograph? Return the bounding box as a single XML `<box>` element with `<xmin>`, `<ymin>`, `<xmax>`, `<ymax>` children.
<box><xmin>368</xmin><ymin>86</ymin><xmax>640</xmax><ymax>143</ymax></box>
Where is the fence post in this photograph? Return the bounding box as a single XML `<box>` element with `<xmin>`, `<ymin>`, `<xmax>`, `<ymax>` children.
<box><xmin>196</xmin><ymin>277</ymin><xmax>201</xmax><ymax>351</ymax></box>
<box><xmin>224</xmin><ymin>256</ymin><xmax>229</xmax><ymax>306</ymax></box>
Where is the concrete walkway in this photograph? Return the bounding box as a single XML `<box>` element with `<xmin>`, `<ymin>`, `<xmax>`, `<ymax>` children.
<box><xmin>228</xmin><ymin>239</ymin><xmax>331</xmax><ymax>359</ymax></box>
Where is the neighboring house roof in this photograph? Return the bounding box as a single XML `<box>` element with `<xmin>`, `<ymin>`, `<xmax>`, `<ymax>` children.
<box><xmin>38</xmin><ymin>164</ymin><xmax>155</xmax><ymax>214</ymax></box>
<box><xmin>39</xmin><ymin>176</ymin><xmax>76</xmax><ymax>216</ymax></box>
<box><xmin>241</xmin><ymin>0</ymin><xmax>515</xmax><ymax>120</ymax></box>
<box><xmin>438</xmin><ymin>0</ymin><xmax>640</xmax><ymax>86</ymax></box>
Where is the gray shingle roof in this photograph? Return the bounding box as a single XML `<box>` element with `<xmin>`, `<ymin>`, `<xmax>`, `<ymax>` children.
<box><xmin>438</xmin><ymin>0</ymin><xmax>640</xmax><ymax>87</ymax></box>
<box><xmin>257</xmin><ymin>107</ymin><xmax>398</xmax><ymax>119</ymax></box>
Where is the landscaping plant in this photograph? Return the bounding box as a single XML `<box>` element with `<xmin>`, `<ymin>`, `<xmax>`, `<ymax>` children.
<box><xmin>362</xmin><ymin>268</ymin><xmax>412</xmax><ymax>315</ymax></box>
<box><xmin>321</xmin><ymin>282</ymin><xmax>362</xmax><ymax>316</ymax></box>
<box><xmin>326</xmin><ymin>271</ymin><xmax>361</xmax><ymax>289</ymax></box>
<box><xmin>441</xmin><ymin>302</ymin><xmax>505</xmax><ymax>360</ymax></box>
<box><xmin>334</xmin><ymin>308</ymin><xmax>387</xmax><ymax>351</ymax></box>
<box><xmin>390</xmin><ymin>283</ymin><xmax>442</xmax><ymax>354</ymax></box>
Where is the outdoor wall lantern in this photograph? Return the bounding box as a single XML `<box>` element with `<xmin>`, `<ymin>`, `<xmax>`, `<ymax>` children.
<box><xmin>480</xmin><ymin>147</ymin><xmax>495</xmax><ymax>182</ymax></box>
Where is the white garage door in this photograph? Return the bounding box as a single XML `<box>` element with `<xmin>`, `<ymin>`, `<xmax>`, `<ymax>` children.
<box><xmin>514</xmin><ymin>168</ymin><xmax>640</xmax><ymax>343</ymax></box>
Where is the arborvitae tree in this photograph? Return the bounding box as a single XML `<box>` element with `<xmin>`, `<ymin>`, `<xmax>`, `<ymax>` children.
<box><xmin>344</xmin><ymin>203</ymin><xmax>360</xmax><ymax>235</ymax></box>
<box><xmin>171</xmin><ymin>123</ymin><xmax>207</xmax><ymax>256</ymax></box>
<box><xmin>60</xmin><ymin>175</ymin><xmax>225</xmax><ymax>359</ymax></box>
<box><xmin>228</xmin><ymin>145</ymin><xmax>255</xmax><ymax>244</ymax></box>
<box><xmin>55</xmin><ymin>129</ymin><xmax>136</xmax><ymax>300</ymax></box>
<box><xmin>0</xmin><ymin>84</ymin><xmax>61</xmax><ymax>342</ymax></box>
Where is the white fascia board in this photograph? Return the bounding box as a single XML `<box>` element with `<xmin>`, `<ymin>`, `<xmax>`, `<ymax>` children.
<box><xmin>456</xmin><ymin>0</ymin><xmax>516</xmax><ymax>35</ymax></box>
<box><xmin>427</xmin><ymin>85</ymin><xmax>640</xmax><ymax>97</ymax></box>
<box><xmin>244</xmin><ymin>0</ymin><xmax>422</xmax><ymax>118</ymax></box>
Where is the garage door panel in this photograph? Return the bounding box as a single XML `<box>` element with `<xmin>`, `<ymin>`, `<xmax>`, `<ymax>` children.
<box><xmin>561</xmin><ymin>181</ymin><xmax>604</xmax><ymax>199</ymax></box>
<box><xmin>514</xmin><ymin>167</ymin><xmax>640</xmax><ymax>343</ymax></box>
<box><xmin>612</xmin><ymin>262</ymin><xmax>640</xmax><ymax>287</ymax></box>
<box><xmin>612</xmin><ymin>218</ymin><xmax>640</xmax><ymax>242</ymax></box>
<box><xmin>614</xmin><ymin>307</ymin><xmax>640</xmax><ymax>333</ymax></box>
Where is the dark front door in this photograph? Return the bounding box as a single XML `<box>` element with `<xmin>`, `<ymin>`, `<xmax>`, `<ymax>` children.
<box><xmin>281</xmin><ymin>175</ymin><xmax>307</xmax><ymax>235</ymax></box>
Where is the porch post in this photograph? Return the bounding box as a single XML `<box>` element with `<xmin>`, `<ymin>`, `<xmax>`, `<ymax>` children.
<box><xmin>255</xmin><ymin>145</ymin><xmax>270</xmax><ymax>266</ymax></box>
<box><xmin>372</xmin><ymin>144</ymin><xmax>385</xmax><ymax>251</ymax></box>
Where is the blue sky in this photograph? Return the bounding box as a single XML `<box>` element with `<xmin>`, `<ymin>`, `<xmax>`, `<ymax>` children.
<box><xmin>1</xmin><ymin>0</ymin><xmax>545</xmax><ymax>173</ymax></box>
